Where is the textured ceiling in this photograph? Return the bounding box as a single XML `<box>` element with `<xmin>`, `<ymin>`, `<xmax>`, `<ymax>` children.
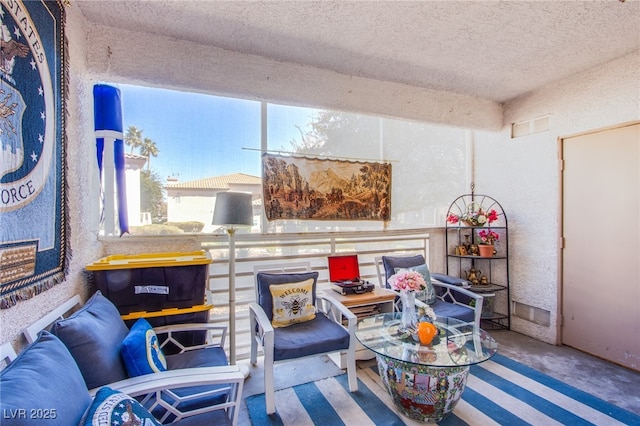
<box><xmin>76</xmin><ymin>0</ymin><xmax>640</xmax><ymax>103</ymax></box>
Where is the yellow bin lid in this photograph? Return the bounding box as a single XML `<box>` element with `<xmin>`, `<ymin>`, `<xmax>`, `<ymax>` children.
<box><xmin>86</xmin><ymin>250</ymin><xmax>212</xmax><ymax>271</ymax></box>
<box><xmin>121</xmin><ymin>304</ymin><xmax>212</xmax><ymax>320</ymax></box>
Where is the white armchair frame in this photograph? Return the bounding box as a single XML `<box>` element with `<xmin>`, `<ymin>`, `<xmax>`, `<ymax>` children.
<box><xmin>0</xmin><ymin>342</ymin><xmax>17</xmax><ymax>370</ymax></box>
<box><xmin>374</xmin><ymin>256</ymin><xmax>484</xmax><ymax>330</ymax></box>
<box><xmin>22</xmin><ymin>295</ymin><xmax>243</xmax><ymax>425</ymax></box>
<box><xmin>249</xmin><ymin>262</ymin><xmax>358</xmax><ymax>415</ymax></box>
<box><xmin>95</xmin><ymin>365</ymin><xmax>243</xmax><ymax>424</ymax></box>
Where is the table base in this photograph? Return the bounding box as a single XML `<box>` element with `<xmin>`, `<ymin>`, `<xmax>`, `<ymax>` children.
<box><xmin>376</xmin><ymin>355</ymin><xmax>469</xmax><ymax>423</ymax></box>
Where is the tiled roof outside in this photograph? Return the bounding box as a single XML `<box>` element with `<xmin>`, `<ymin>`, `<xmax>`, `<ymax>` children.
<box><xmin>164</xmin><ymin>173</ymin><xmax>261</xmax><ymax>190</ymax></box>
<box><xmin>125</xmin><ymin>152</ymin><xmax>147</xmax><ymax>160</ymax></box>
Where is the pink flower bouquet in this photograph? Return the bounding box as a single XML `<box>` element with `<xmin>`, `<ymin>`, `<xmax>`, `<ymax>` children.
<box><xmin>388</xmin><ymin>270</ymin><xmax>427</xmax><ymax>292</ymax></box>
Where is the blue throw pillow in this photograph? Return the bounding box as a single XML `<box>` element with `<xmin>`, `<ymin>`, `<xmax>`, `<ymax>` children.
<box><xmin>50</xmin><ymin>290</ymin><xmax>130</xmax><ymax>389</ymax></box>
<box><xmin>382</xmin><ymin>255</ymin><xmax>425</xmax><ymax>287</ymax></box>
<box><xmin>121</xmin><ymin>318</ymin><xmax>167</xmax><ymax>377</ymax></box>
<box><xmin>82</xmin><ymin>387</ymin><xmax>161</xmax><ymax>426</ymax></box>
<box><xmin>0</xmin><ymin>332</ymin><xmax>91</xmax><ymax>425</ymax></box>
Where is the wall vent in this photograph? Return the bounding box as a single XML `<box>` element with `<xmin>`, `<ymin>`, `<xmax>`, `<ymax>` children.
<box><xmin>511</xmin><ymin>114</ymin><xmax>550</xmax><ymax>138</ymax></box>
<box><xmin>512</xmin><ymin>301</ymin><xmax>551</xmax><ymax>326</ymax></box>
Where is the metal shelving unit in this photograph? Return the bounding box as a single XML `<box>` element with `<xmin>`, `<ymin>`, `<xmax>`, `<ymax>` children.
<box><xmin>445</xmin><ymin>190</ymin><xmax>510</xmax><ymax>330</ymax></box>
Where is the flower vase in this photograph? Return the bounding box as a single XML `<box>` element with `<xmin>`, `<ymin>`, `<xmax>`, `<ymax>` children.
<box><xmin>478</xmin><ymin>245</ymin><xmax>494</xmax><ymax>257</ymax></box>
<box><xmin>400</xmin><ymin>291</ymin><xmax>417</xmax><ymax>332</ymax></box>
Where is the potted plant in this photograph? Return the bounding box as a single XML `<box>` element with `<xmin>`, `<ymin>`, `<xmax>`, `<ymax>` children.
<box><xmin>477</xmin><ymin>229</ymin><xmax>499</xmax><ymax>257</ymax></box>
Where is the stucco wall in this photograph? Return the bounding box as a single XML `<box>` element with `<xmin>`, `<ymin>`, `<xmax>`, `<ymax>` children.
<box><xmin>473</xmin><ymin>51</ymin><xmax>640</xmax><ymax>343</ymax></box>
<box><xmin>2</xmin><ymin>5</ymin><xmax>638</xmax><ymax>351</ymax></box>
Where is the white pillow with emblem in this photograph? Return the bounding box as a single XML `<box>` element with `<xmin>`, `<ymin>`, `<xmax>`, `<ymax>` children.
<box><xmin>269</xmin><ymin>279</ymin><xmax>316</xmax><ymax>328</ymax></box>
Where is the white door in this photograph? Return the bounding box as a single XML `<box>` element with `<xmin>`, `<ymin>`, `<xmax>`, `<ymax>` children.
<box><xmin>561</xmin><ymin>123</ymin><xmax>639</xmax><ymax>372</ymax></box>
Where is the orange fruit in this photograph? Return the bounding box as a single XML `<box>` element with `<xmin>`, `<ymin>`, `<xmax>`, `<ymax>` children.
<box><xmin>416</xmin><ymin>322</ymin><xmax>438</xmax><ymax>345</ymax></box>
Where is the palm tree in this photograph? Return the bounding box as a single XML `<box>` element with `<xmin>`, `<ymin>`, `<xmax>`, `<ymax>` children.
<box><xmin>140</xmin><ymin>137</ymin><xmax>159</xmax><ymax>170</ymax></box>
<box><xmin>125</xmin><ymin>126</ymin><xmax>143</xmax><ymax>153</ymax></box>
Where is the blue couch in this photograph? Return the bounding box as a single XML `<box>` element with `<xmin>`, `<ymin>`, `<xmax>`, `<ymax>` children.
<box><xmin>1</xmin><ymin>292</ymin><xmax>244</xmax><ymax>425</ymax></box>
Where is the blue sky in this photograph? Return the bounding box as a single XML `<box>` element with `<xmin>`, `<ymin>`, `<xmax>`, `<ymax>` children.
<box><xmin>115</xmin><ymin>83</ymin><xmax>317</xmax><ymax>182</ymax></box>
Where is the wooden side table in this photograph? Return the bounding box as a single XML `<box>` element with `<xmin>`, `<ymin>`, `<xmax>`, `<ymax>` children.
<box><xmin>323</xmin><ymin>287</ymin><xmax>397</xmax><ymax>368</ymax></box>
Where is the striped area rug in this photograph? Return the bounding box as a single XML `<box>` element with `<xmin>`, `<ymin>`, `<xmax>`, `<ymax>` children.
<box><xmin>245</xmin><ymin>353</ymin><xmax>640</xmax><ymax>425</ymax></box>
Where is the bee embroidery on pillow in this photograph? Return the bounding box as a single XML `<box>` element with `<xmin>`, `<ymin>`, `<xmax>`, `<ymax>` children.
<box><xmin>282</xmin><ymin>296</ymin><xmax>308</xmax><ymax>316</ymax></box>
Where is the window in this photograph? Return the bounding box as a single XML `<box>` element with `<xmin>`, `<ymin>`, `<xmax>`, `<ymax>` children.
<box><xmin>104</xmin><ymin>83</ymin><xmax>468</xmax><ymax>235</ymax></box>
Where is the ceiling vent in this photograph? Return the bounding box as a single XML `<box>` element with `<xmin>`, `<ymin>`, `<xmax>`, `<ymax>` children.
<box><xmin>511</xmin><ymin>114</ymin><xmax>550</xmax><ymax>138</ymax></box>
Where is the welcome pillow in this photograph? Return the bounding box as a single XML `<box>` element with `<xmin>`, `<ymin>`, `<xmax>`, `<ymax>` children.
<box><xmin>269</xmin><ymin>279</ymin><xmax>316</xmax><ymax>328</ymax></box>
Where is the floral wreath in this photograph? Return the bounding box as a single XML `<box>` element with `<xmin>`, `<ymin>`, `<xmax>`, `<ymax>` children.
<box><xmin>447</xmin><ymin>205</ymin><xmax>499</xmax><ymax>227</ymax></box>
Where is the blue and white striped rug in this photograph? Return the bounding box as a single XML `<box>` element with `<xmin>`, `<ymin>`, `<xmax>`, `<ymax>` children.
<box><xmin>245</xmin><ymin>353</ymin><xmax>640</xmax><ymax>425</ymax></box>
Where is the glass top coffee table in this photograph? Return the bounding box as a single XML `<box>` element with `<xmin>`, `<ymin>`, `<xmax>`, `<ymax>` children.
<box><xmin>355</xmin><ymin>313</ymin><xmax>498</xmax><ymax>423</ymax></box>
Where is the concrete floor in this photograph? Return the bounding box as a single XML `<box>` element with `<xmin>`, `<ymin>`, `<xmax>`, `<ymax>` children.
<box><xmin>491</xmin><ymin>330</ymin><xmax>640</xmax><ymax>416</ymax></box>
<box><xmin>236</xmin><ymin>330</ymin><xmax>640</xmax><ymax>425</ymax></box>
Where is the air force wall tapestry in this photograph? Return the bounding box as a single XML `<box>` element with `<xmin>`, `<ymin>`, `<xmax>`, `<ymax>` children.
<box><xmin>262</xmin><ymin>153</ymin><xmax>391</xmax><ymax>222</ymax></box>
<box><xmin>0</xmin><ymin>1</ymin><xmax>68</xmax><ymax>308</ymax></box>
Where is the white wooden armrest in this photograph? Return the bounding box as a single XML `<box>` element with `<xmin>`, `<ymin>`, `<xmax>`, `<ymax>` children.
<box><xmin>153</xmin><ymin>323</ymin><xmax>227</xmax><ymax>335</ymax></box>
<box><xmin>414</xmin><ymin>298</ymin><xmax>429</xmax><ymax>308</ymax></box>
<box><xmin>432</xmin><ymin>282</ymin><xmax>483</xmax><ymax>328</ymax></box>
<box><xmin>89</xmin><ymin>365</ymin><xmax>242</xmax><ymax>396</ymax></box>
<box><xmin>1</xmin><ymin>342</ymin><xmax>17</xmax><ymax>369</ymax></box>
<box><xmin>89</xmin><ymin>366</ymin><xmax>244</xmax><ymax>425</ymax></box>
<box><xmin>23</xmin><ymin>295</ymin><xmax>83</xmax><ymax>343</ymax></box>
<box><xmin>248</xmin><ymin>302</ymin><xmax>274</xmax><ymax>343</ymax></box>
<box><xmin>153</xmin><ymin>323</ymin><xmax>227</xmax><ymax>353</ymax></box>
<box><xmin>433</xmin><ymin>281</ymin><xmax>483</xmax><ymax>304</ymax></box>
<box><xmin>249</xmin><ymin>302</ymin><xmax>274</xmax><ymax>372</ymax></box>
<box><xmin>317</xmin><ymin>294</ymin><xmax>357</xmax><ymax>328</ymax></box>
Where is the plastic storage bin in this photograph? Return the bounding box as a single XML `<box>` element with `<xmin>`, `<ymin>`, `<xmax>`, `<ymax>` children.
<box><xmin>87</xmin><ymin>251</ymin><xmax>213</xmax><ymax>355</ymax></box>
<box><xmin>86</xmin><ymin>251</ymin><xmax>212</xmax><ymax>315</ymax></box>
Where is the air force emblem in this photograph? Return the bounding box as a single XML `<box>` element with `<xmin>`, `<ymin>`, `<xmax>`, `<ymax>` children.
<box><xmin>0</xmin><ymin>0</ymin><xmax>55</xmax><ymax>212</ymax></box>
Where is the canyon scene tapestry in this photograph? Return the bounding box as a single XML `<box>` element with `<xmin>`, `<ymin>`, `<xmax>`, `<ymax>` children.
<box><xmin>262</xmin><ymin>154</ymin><xmax>391</xmax><ymax>221</ymax></box>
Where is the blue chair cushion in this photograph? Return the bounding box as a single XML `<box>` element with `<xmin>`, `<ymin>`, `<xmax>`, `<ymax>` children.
<box><xmin>82</xmin><ymin>387</ymin><xmax>161</xmax><ymax>426</ymax></box>
<box><xmin>172</xmin><ymin>411</ymin><xmax>230</xmax><ymax>425</ymax></box>
<box><xmin>0</xmin><ymin>331</ymin><xmax>91</xmax><ymax>425</ymax></box>
<box><xmin>50</xmin><ymin>290</ymin><xmax>130</xmax><ymax>389</ymax></box>
<box><xmin>161</xmin><ymin>347</ymin><xmax>230</xmax><ymax>416</ymax></box>
<box><xmin>121</xmin><ymin>318</ymin><xmax>167</xmax><ymax>377</ymax></box>
<box><xmin>256</xmin><ymin>272</ymin><xmax>319</xmax><ymax>321</ymax></box>
<box><xmin>273</xmin><ymin>313</ymin><xmax>350</xmax><ymax>361</ymax></box>
<box><xmin>381</xmin><ymin>255</ymin><xmax>425</xmax><ymax>287</ymax></box>
<box><xmin>431</xmin><ymin>299</ymin><xmax>475</xmax><ymax>323</ymax></box>
<box><xmin>165</xmin><ymin>347</ymin><xmax>228</xmax><ymax>370</ymax></box>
